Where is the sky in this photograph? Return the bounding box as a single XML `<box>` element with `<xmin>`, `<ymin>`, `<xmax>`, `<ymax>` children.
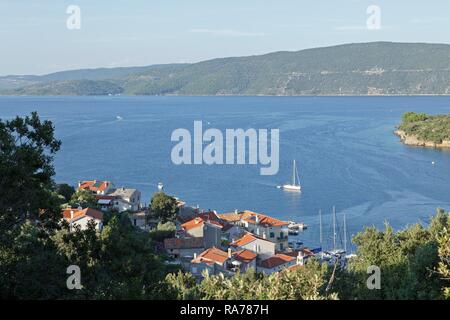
<box><xmin>0</xmin><ymin>0</ymin><xmax>449</xmax><ymax>75</ymax></box>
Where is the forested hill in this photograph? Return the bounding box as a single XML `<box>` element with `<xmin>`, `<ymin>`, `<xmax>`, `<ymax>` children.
<box><xmin>2</xmin><ymin>42</ymin><xmax>450</xmax><ymax>96</ymax></box>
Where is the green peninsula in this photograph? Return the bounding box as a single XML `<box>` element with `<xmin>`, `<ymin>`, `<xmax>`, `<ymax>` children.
<box><xmin>396</xmin><ymin>112</ymin><xmax>450</xmax><ymax>148</ymax></box>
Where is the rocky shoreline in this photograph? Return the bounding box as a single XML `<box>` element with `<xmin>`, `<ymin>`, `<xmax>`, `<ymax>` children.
<box><xmin>395</xmin><ymin>130</ymin><xmax>450</xmax><ymax>148</ymax></box>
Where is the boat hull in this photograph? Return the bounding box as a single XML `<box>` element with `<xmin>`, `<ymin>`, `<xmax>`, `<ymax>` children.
<box><xmin>282</xmin><ymin>184</ymin><xmax>301</xmax><ymax>191</ymax></box>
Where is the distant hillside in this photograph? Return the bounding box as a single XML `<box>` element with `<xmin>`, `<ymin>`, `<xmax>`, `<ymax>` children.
<box><xmin>2</xmin><ymin>42</ymin><xmax>450</xmax><ymax>96</ymax></box>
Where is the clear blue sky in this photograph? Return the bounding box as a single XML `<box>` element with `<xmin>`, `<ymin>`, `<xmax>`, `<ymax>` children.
<box><xmin>0</xmin><ymin>0</ymin><xmax>449</xmax><ymax>75</ymax></box>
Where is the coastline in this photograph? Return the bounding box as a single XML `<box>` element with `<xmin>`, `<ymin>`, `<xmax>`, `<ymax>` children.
<box><xmin>395</xmin><ymin>129</ymin><xmax>450</xmax><ymax>149</ymax></box>
<box><xmin>2</xmin><ymin>93</ymin><xmax>450</xmax><ymax>97</ymax></box>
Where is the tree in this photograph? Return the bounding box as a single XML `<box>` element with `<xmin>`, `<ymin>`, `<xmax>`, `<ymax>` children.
<box><xmin>69</xmin><ymin>189</ymin><xmax>98</xmax><ymax>209</ymax></box>
<box><xmin>56</xmin><ymin>183</ymin><xmax>76</xmax><ymax>202</ymax></box>
<box><xmin>149</xmin><ymin>221</ymin><xmax>176</xmax><ymax>242</ymax></box>
<box><xmin>345</xmin><ymin>223</ymin><xmax>409</xmax><ymax>299</ymax></box>
<box><xmin>0</xmin><ymin>112</ymin><xmax>62</xmax><ymax>240</ymax></box>
<box><xmin>150</xmin><ymin>192</ymin><xmax>179</xmax><ymax>223</ymax></box>
<box><xmin>54</xmin><ymin>214</ymin><xmax>173</xmax><ymax>299</ymax></box>
<box><xmin>0</xmin><ymin>222</ymin><xmax>68</xmax><ymax>299</ymax></box>
<box><xmin>402</xmin><ymin>112</ymin><xmax>429</xmax><ymax>124</ymax></box>
<box><xmin>340</xmin><ymin>211</ymin><xmax>450</xmax><ymax>300</ymax></box>
<box><xmin>165</xmin><ymin>271</ymin><xmax>200</xmax><ymax>300</ymax></box>
<box><xmin>437</xmin><ymin>216</ymin><xmax>450</xmax><ymax>299</ymax></box>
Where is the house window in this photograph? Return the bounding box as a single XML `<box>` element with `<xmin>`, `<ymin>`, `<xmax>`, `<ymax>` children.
<box><xmin>270</xmin><ymin>232</ymin><xmax>275</xmax><ymax>238</ymax></box>
<box><xmin>280</xmin><ymin>243</ymin><xmax>284</xmax><ymax>250</ymax></box>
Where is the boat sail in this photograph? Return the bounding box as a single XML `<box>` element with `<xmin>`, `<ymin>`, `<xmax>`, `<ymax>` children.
<box><xmin>282</xmin><ymin>160</ymin><xmax>301</xmax><ymax>191</ymax></box>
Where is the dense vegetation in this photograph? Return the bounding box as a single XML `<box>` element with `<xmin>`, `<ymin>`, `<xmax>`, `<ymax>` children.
<box><xmin>164</xmin><ymin>211</ymin><xmax>450</xmax><ymax>300</ymax></box>
<box><xmin>166</xmin><ymin>260</ymin><xmax>336</xmax><ymax>300</ymax></box>
<box><xmin>1</xmin><ymin>113</ymin><xmax>449</xmax><ymax>299</ymax></box>
<box><xmin>10</xmin><ymin>80</ymin><xmax>124</xmax><ymax>96</ymax></box>
<box><xmin>2</xmin><ymin>42</ymin><xmax>450</xmax><ymax>96</ymax></box>
<box><xmin>399</xmin><ymin>112</ymin><xmax>450</xmax><ymax>143</ymax></box>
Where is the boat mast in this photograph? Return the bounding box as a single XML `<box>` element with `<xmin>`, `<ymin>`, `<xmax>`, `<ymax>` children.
<box><xmin>319</xmin><ymin>209</ymin><xmax>323</xmax><ymax>249</ymax></box>
<box><xmin>292</xmin><ymin>160</ymin><xmax>296</xmax><ymax>185</ymax></box>
<box><xmin>343</xmin><ymin>212</ymin><xmax>347</xmax><ymax>253</ymax></box>
<box><xmin>332</xmin><ymin>206</ymin><xmax>336</xmax><ymax>251</ymax></box>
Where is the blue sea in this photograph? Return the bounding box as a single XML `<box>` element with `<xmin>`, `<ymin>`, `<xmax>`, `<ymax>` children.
<box><xmin>1</xmin><ymin>96</ymin><xmax>450</xmax><ymax>250</ymax></box>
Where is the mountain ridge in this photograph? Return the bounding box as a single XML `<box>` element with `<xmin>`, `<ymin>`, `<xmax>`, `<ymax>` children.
<box><xmin>2</xmin><ymin>42</ymin><xmax>450</xmax><ymax>96</ymax></box>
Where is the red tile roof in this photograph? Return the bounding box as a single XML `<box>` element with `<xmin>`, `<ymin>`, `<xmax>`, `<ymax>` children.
<box><xmin>287</xmin><ymin>264</ymin><xmax>304</xmax><ymax>272</ymax></box>
<box><xmin>191</xmin><ymin>247</ymin><xmax>229</xmax><ymax>265</ymax></box>
<box><xmin>258</xmin><ymin>254</ymin><xmax>295</xmax><ymax>269</ymax></box>
<box><xmin>233</xmin><ymin>249</ymin><xmax>257</xmax><ymax>263</ymax></box>
<box><xmin>218</xmin><ymin>211</ymin><xmax>243</xmax><ymax>222</ymax></box>
<box><xmin>62</xmin><ymin>207</ymin><xmax>103</xmax><ymax>223</ymax></box>
<box><xmin>181</xmin><ymin>212</ymin><xmax>232</xmax><ymax>231</ymax></box>
<box><xmin>242</xmin><ymin>211</ymin><xmax>289</xmax><ymax>227</ymax></box>
<box><xmin>231</xmin><ymin>232</ymin><xmax>272</xmax><ymax>247</ymax></box>
<box><xmin>78</xmin><ymin>180</ymin><xmax>112</xmax><ymax>192</ymax></box>
<box><xmin>182</xmin><ymin>217</ymin><xmax>206</xmax><ymax>231</ymax></box>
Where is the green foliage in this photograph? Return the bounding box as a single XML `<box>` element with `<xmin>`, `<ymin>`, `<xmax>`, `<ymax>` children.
<box><xmin>437</xmin><ymin>217</ymin><xmax>450</xmax><ymax>298</ymax></box>
<box><xmin>69</xmin><ymin>189</ymin><xmax>98</xmax><ymax>209</ymax></box>
<box><xmin>0</xmin><ymin>222</ymin><xmax>68</xmax><ymax>299</ymax></box>
<box><xmin>56</xmin><ymin>183</ymin><xmax>76</xmax><ymax>202</ymax></box>
<box><xmin>339</xmin><ymin>210</ymin><xmax>450</xmax><ymax>300</ymax></box>
<box><xmin>399</xmin><ymin>112</ymin><xmax>450</xmax><ymax>144</ymax></box>
<box><xmin>52</xmin><ymin>215</ymin><xmax>173</xmax><ymax>299</ymax></box>
<box><xmin>148</xmin><ymin>221</ymin><xmax>176</xmax><ymax>242</ymax></box>
<box><xmin>0</xmin><ymin>112</ymin><xmax>62</xmax><ymax>240</ymax></box>
<box><xmin>10</xmin><ymin>80</ymin><xmax>123</xmax><ymax>96</ymax></box>
<box><xmin>402</xmin><ymin>112</ymin><xmax>429</xmax><ymax>124</ymax></box>
<box><xmin>166</xmin><ymin>260</ymin><xmax>336</xmax><ymax>300</ymax></box>
<box><xmin>150</xmin><ymin>192</ymin><xmax>179</xmax><ymax>223</ymax></box>
<box><xmin>165</xmin><ymin>271</ymin><xmax>201</xmax><ymax>299</ymax></box>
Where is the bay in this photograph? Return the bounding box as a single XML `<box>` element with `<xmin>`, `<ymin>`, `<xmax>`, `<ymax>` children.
<box><xmin>1</xmin><ymin>96</ymin><xmax>450</xmax><ymax>250</ymax></box>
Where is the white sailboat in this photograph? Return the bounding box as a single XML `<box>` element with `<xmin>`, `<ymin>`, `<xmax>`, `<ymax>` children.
<box><xmin>282</xmin><ymin>160</ymin><xmax>301</xmax><ymax>191</ymax></box>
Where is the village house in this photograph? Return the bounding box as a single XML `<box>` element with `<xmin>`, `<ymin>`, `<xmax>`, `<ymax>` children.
<box><xmin>217</xmin><ymin>210</ymin><xmax>243</xmax><ymax>225</ymax></box>
<box><xmin>128</xmin><ymin>211</ymin><xmax>149</xmax><ymax>229</ymax></box>
<box><xmin>284</xmin><ymin>248</ymin><xmax>315</xmax><ymax>266</ymax></box>
<box><xmin>164</xmin><ymin>237</ymin><xmax>205</xmax><ymax>269</ymax></box>
<box><xmin>78</xmin><ymin>180</ymin><xmax>114</xmax><ymax>195</ymax></box>
<box><xmin>96</xmin><ymin>195</ymin><xmax>116</xmax><ymax>211</ymax></box>
<box><xmin>239</xmin><ymin>211</ymin><xmax>290</xmax><ymax>252</ymax></box>
<box><xmin>180</xmin><ymin>212</ymin><xmax>240</xmax><ymax>247</ymax></box>
<box><xmin>190</xmin><ymin>247</ymin><xmax>232</xmax><ymax>277</ymax></box>
<box><xmin>256</xmin><ymin>253</ymin><xmax>297</xmax><ymax>274</ymax></box>
<box><xmin>181</xmin><ymin>216</ymin><xmax>208</xmax><ymax>237</ymax></box>
<box><xmin>231</xmin><ymin>232</ymin><xmax>276</xmax><ymax>260</ymax></box>
<box><xmin>62</xmin><ymin>207</ymin><xmax>104</xmax><ymax>231</ymax></box>
<box><xmin>229</xmin><ymin>249</ymin><xmax>257</xmax><ymax>273</ymax></box>
<box><xmin>107</xmin><ymin>187</ymin><xmax>141</xmax><ymax>212</ymax></box>
<box><xmin>78</xmin><ymin>180</ymin><xmax>141</xmax><ymax>213</ymax></box>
